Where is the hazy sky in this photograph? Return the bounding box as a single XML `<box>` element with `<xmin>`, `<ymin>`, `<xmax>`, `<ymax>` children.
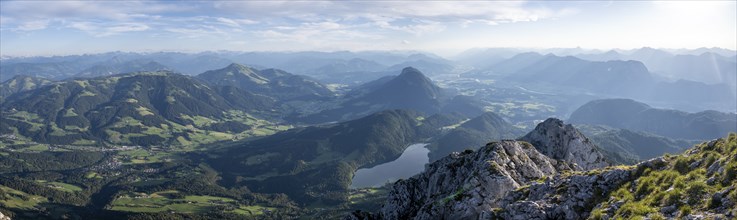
<box><xmin>1</xmin><ymin>1</ymin><xmax>735</xmax><ymax>56</ymax></box>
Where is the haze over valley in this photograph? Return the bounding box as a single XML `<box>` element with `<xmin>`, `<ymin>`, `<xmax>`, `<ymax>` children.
<box><xmin>0</xmin><ymin>1</ymin><xmax>735</xmax><ymax>219</ymax></box>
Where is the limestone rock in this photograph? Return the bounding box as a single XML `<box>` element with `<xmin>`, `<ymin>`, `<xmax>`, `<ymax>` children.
<box><xmin>377</xmin><ymin>141</ymin><xmax>565</xmax><ymax>219</ymax></box>
<box><xmin>519</xmin><ymin>118</ymin><xmax>609</xmax><ymax>170</ymax></box>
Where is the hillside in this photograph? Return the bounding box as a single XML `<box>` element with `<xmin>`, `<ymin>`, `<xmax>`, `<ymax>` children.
<box><xmin>0</xmin><ymin>75</ymin><xmax>53</xmax><ymax>100</ymax></box>
<box><xmin>499</xmin><ymin>133</ymin><xmax>737</xmax><ymax>219</ymax></box>
<box><xmin>569</xmin><ymin>98</ymin><xmax>737</xmax><ymax>140</ymax></box>
<box><xmin>0</xmin><ymin>71</ymin><xmax>279</xmax><ymax>146</ymax></box>
<box><xmin>427</xmin><ymin>112</ymin><xmax>525</xmax><ymax>161</ymax></box>
<box><xmin>197</xmin><ymin>63</ymin><xmax>334</xmax><ymax>101</ymax></box>
<box><xmin>204</xmin><ymin>109</ymin><xmax>443</xmax><ymax>205</ymax></box>
<box><xmin>576</xmin><ymin>124</ymin><xmax>693</xmax><ymax>164</ymax></box>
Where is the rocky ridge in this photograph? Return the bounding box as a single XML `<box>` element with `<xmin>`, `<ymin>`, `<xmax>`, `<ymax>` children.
<box><xmin>497</xmin><ymin>158</ymin><xmax>665</xmax><ymax>219</ymax></box>
<box><xmin>499</xmin><ymin>133</ymin><xmax>737</xmax><ymax>219</ymax></box>
<box><xmin>378</xmin><ymin>141</ymin><xmax>567</xmax><ymax>219</ymax></box>
<box><xmin>346</xmin><ymin>122</ymin><xmax>737</xmax><ymax>220</ymax></box>
<box><xmin>519</xmin><ymin>118</ymin><xmax>609</xmax><ymax>170</ymax></box>
<box><xmin>346</xmin><ymin>118</ymin><xmax>610</xmax><ymax>219</ymax></box>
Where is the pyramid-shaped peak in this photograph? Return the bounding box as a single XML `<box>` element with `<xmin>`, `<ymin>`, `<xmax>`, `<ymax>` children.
<box><xmin>225</xmin><ymin>63</ymin><xmax>251</xmax><ymax>69</ymax></box>
<box><xmin>223</xmin><ymin>63</ymin><xmax>259</xmax><ymax>75</ymax></box>
<box><xmin>399</xmin><ymin>67</ymin><xmax>426</xmax><ymax>79</ymax></box>
<box><xmin>536</xmin><ymin>118</ymin><xmax>565</xmax><ymax>128</ymax></box>
<box><xmin>520</xmin><ymin>118</ymin><xmax>608</xmax><ymax>170</ymax></box>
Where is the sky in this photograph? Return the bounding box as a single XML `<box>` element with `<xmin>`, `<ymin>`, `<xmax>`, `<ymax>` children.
<box><xmin>1</xmin><ymin>0</ymin><xmax>735</xmax><ymax>57</ymax></box>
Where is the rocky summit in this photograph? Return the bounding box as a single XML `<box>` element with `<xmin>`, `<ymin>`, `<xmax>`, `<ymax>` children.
<box><xmin>376</xmin><ymin>141</ymin><xmax>567</xmax><ymax>219</ymax></box>
<box><xmin>347</xmin><ymin>124</ymin><xmax>737</xmax><ymax>220</ymax></box>
<box><xmin>520</xmin><ymin>118</ymin><xmax>609</xmax><ymax>170</ymax></box>
<box><xmin>346</xmin><ymin>118</ymin><xmax>612</xmax><ymax>219</ymax></box>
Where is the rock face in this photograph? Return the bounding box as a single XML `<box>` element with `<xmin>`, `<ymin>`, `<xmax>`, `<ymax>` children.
<box><xmin>498</xmin><ymin>158</ymin><xmax>666</xmax><ymax>219</ymax></box>
<box><xmin>377</xmin><ymin>141</ymin><xmax>568</xmax><ymax>220</ymax></box>
<box><xmin>348</xmin><ymin>131</ymin><xmax>737</xmax><ymax>220</ymax></box>
<box><xmin>519</xmin><ymin>118</ymin><xmax>609</xmax><ymax>170</ymax></box>
<box><xmin>0</xmin><ymin>211</ymin><xmax>10</xmax><ymax>220</ymax></box>
<box><xmin>348</xmin><ymin>122</ymin><xmax>737</xmax><ymax>220</ymax></box>
<box><xmin>345</xmin><ymin>118</ymin><xmax>615</xmax><ymax>220</ymax></box>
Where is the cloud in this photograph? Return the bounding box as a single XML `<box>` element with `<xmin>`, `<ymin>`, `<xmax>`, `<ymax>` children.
<box><xmin>211</xmin><ymin>1</ymin><xmax>569</xmax><ymax>25</ymax></box>
<box><xmin>68</xmin><ymin>22</ymin><xmax>96</xmax><ymax>31</ymax></box>
<box><xmin>0</xmin><ymin>0</ymin><xmax>193</xmax><ymax>21</ymax></box>
<box><xmin>216</xmin><ymin>17</ymin><xmax>241</xmax><ymax>27</ymax></box>
<box><xmin>0</xmin><ymin>0</ymin><xmax>579</xmax><ymax>52</ymax></box>
<box><xmin>16</xmin><ymin>20</ymin><xmax>50</xmax><ymax>31</ymax></box>
<box><xmin>204</xmin><ymin>1</ymin><xmax>575</xmax><ymax>37</ymax></box>
<box><xmin>2</xmin><ymin>1</ymin><xmax>568</xmax><ymax>35</ymax></box>
<box><xmin>68</xmin><ymin>21</ymin><xmax>149</xmax><ymax>37</ymax></box>
<box><xmin>103</xmin><ymin>23</ymin><xmax>150</xmax><ymax>36</ymax></box>
<box><xmin>372</xmin><ymin>20</ymin><xmax>446</xmax><ymax>35</ymax></box>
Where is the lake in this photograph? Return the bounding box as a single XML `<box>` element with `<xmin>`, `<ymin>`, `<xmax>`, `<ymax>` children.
<box><xmin>350</xmin><ymin>143</ymin><xmax>430</xmax><ymax>188</ymax></box>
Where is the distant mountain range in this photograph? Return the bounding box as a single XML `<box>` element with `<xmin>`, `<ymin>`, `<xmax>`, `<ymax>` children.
<box><xmin>303</xmin><ymin>58</ymin><xmax>388</xmax><ymax>84</ymax></box>
<box><xmin>197</xmin><ymin>63</ymin><xmax>334</xmax><ymax>101</ymax></box>
<box><xmin>3</xmin><ymin>49</ymin><xmax>732</xmax><ymax>113</ymax></box>
<box><xmin>2</xmin><ymin>48</ymin><xmax>736</xmax><ymax>220</ymax></box>
<box><xmin>0</xmin><ymin>71</ymin><xmax>276</xmax><ymax>146</ymax></box>
<box><xmin>0</xmin><ymin>51</ymin><xmax>458</xmax><ymax>85</ymax></box>
<box><xmin>75</xmin><ymin>59</ymin><xmax>171</xmax><ymax>78</ymax></box>
<box><xmin>576</xmin><ymin>47</ymin><xmax>736</xmax><ymax>87</ymax></box>
<box><xmin>296</xmin><ymin>67</ymin><xmax>489</xmax><ymax>124</ymax></box>
<box><xmin>569</xmin><ymin>98</ymin><xmax>737</xmax><ymax>140</ymax></box>
<box><xmin>575</xmin><ymin>124</ymin><xmax>694</xmax><ymax>164</ymax></box>
<box><xmin>496</xmin><ymin>53</ymin><xmax>654</xmax><ymax>96</ymax></box>
<box><xmin>464</xmin><ymin>52</ymin><xmax>735</xmax><ymax>111</ymax></box>
<box><xmin>0</xmin><ymin>65</ymin><xmax>486</xmax><ymax>147</ymax></box>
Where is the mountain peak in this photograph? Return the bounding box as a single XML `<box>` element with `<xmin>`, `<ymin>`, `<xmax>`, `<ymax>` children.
<box><xmin>388</xmin><ymin>67</ymin><xmax>437</xmax><ymax>91</ymax></box>
<box><xmin>538</xmin><ymin>117</ymin><xmax>564</xmax><ymax>127</ymax></box>
<box><xmin>224</xmin><ymin>62</ymin><xmax>253</xmax><ymax>71</ymax></box>
<box><xmin>519</xmin><ymin>118</ymin><xmax>608</xmax><ymax>170</ymax></box>
<box><xmin>226</xmin><ymin>62</ymin><xmax>243</xmax><ymax>67</ymax></box>
<box><xmin>197</xmin><ymin>63</ymin><xmax>333</xmax><ymax>101</ymax></box>
<box><xmin>399</xmin><ymin>66</ymin><xmax>424</xmax><ymax>77</ymax></box>
<box><xmin>386</xmin><ymin>67</ymin><xmax>439</xmax><ymax>97</ymax></box>
<box><xmin>460</xmin><ymin>111</ymin><xmax>508</xmax><ymax>131</ymax></box>
<box><xmin>568</xmin><ymin>99</ymin><xmax>652</xmax><ymax>127</ymax></box>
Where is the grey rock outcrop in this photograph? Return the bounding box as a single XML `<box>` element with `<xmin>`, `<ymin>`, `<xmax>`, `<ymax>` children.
<box><xmin>377</xmin><ymin>141</ymin><xmax>568</xmax><ymax>220</ymax></box>
<box><xmin>519</xmin><ymin>118</ymin><xmax>609</xmax><ymax>170</ymax></box>
<box><xmin>348</xmin><ymin>130</ymin><xmax>737</xmax><ymax>220</ymax></box>
<box><xmin>346</xmin><ymin>118</ymin><xmax>615</xmax><ymax>220</ymax></box>
<box><xmin>498</xmin><ymin>157</ymin><xmax>667</xmax><ymax>220</ymax></box>
<box><xmin>0</xmin><ymin>211</ymin><xmax>10</xmax><ymax>220</ymax></box>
